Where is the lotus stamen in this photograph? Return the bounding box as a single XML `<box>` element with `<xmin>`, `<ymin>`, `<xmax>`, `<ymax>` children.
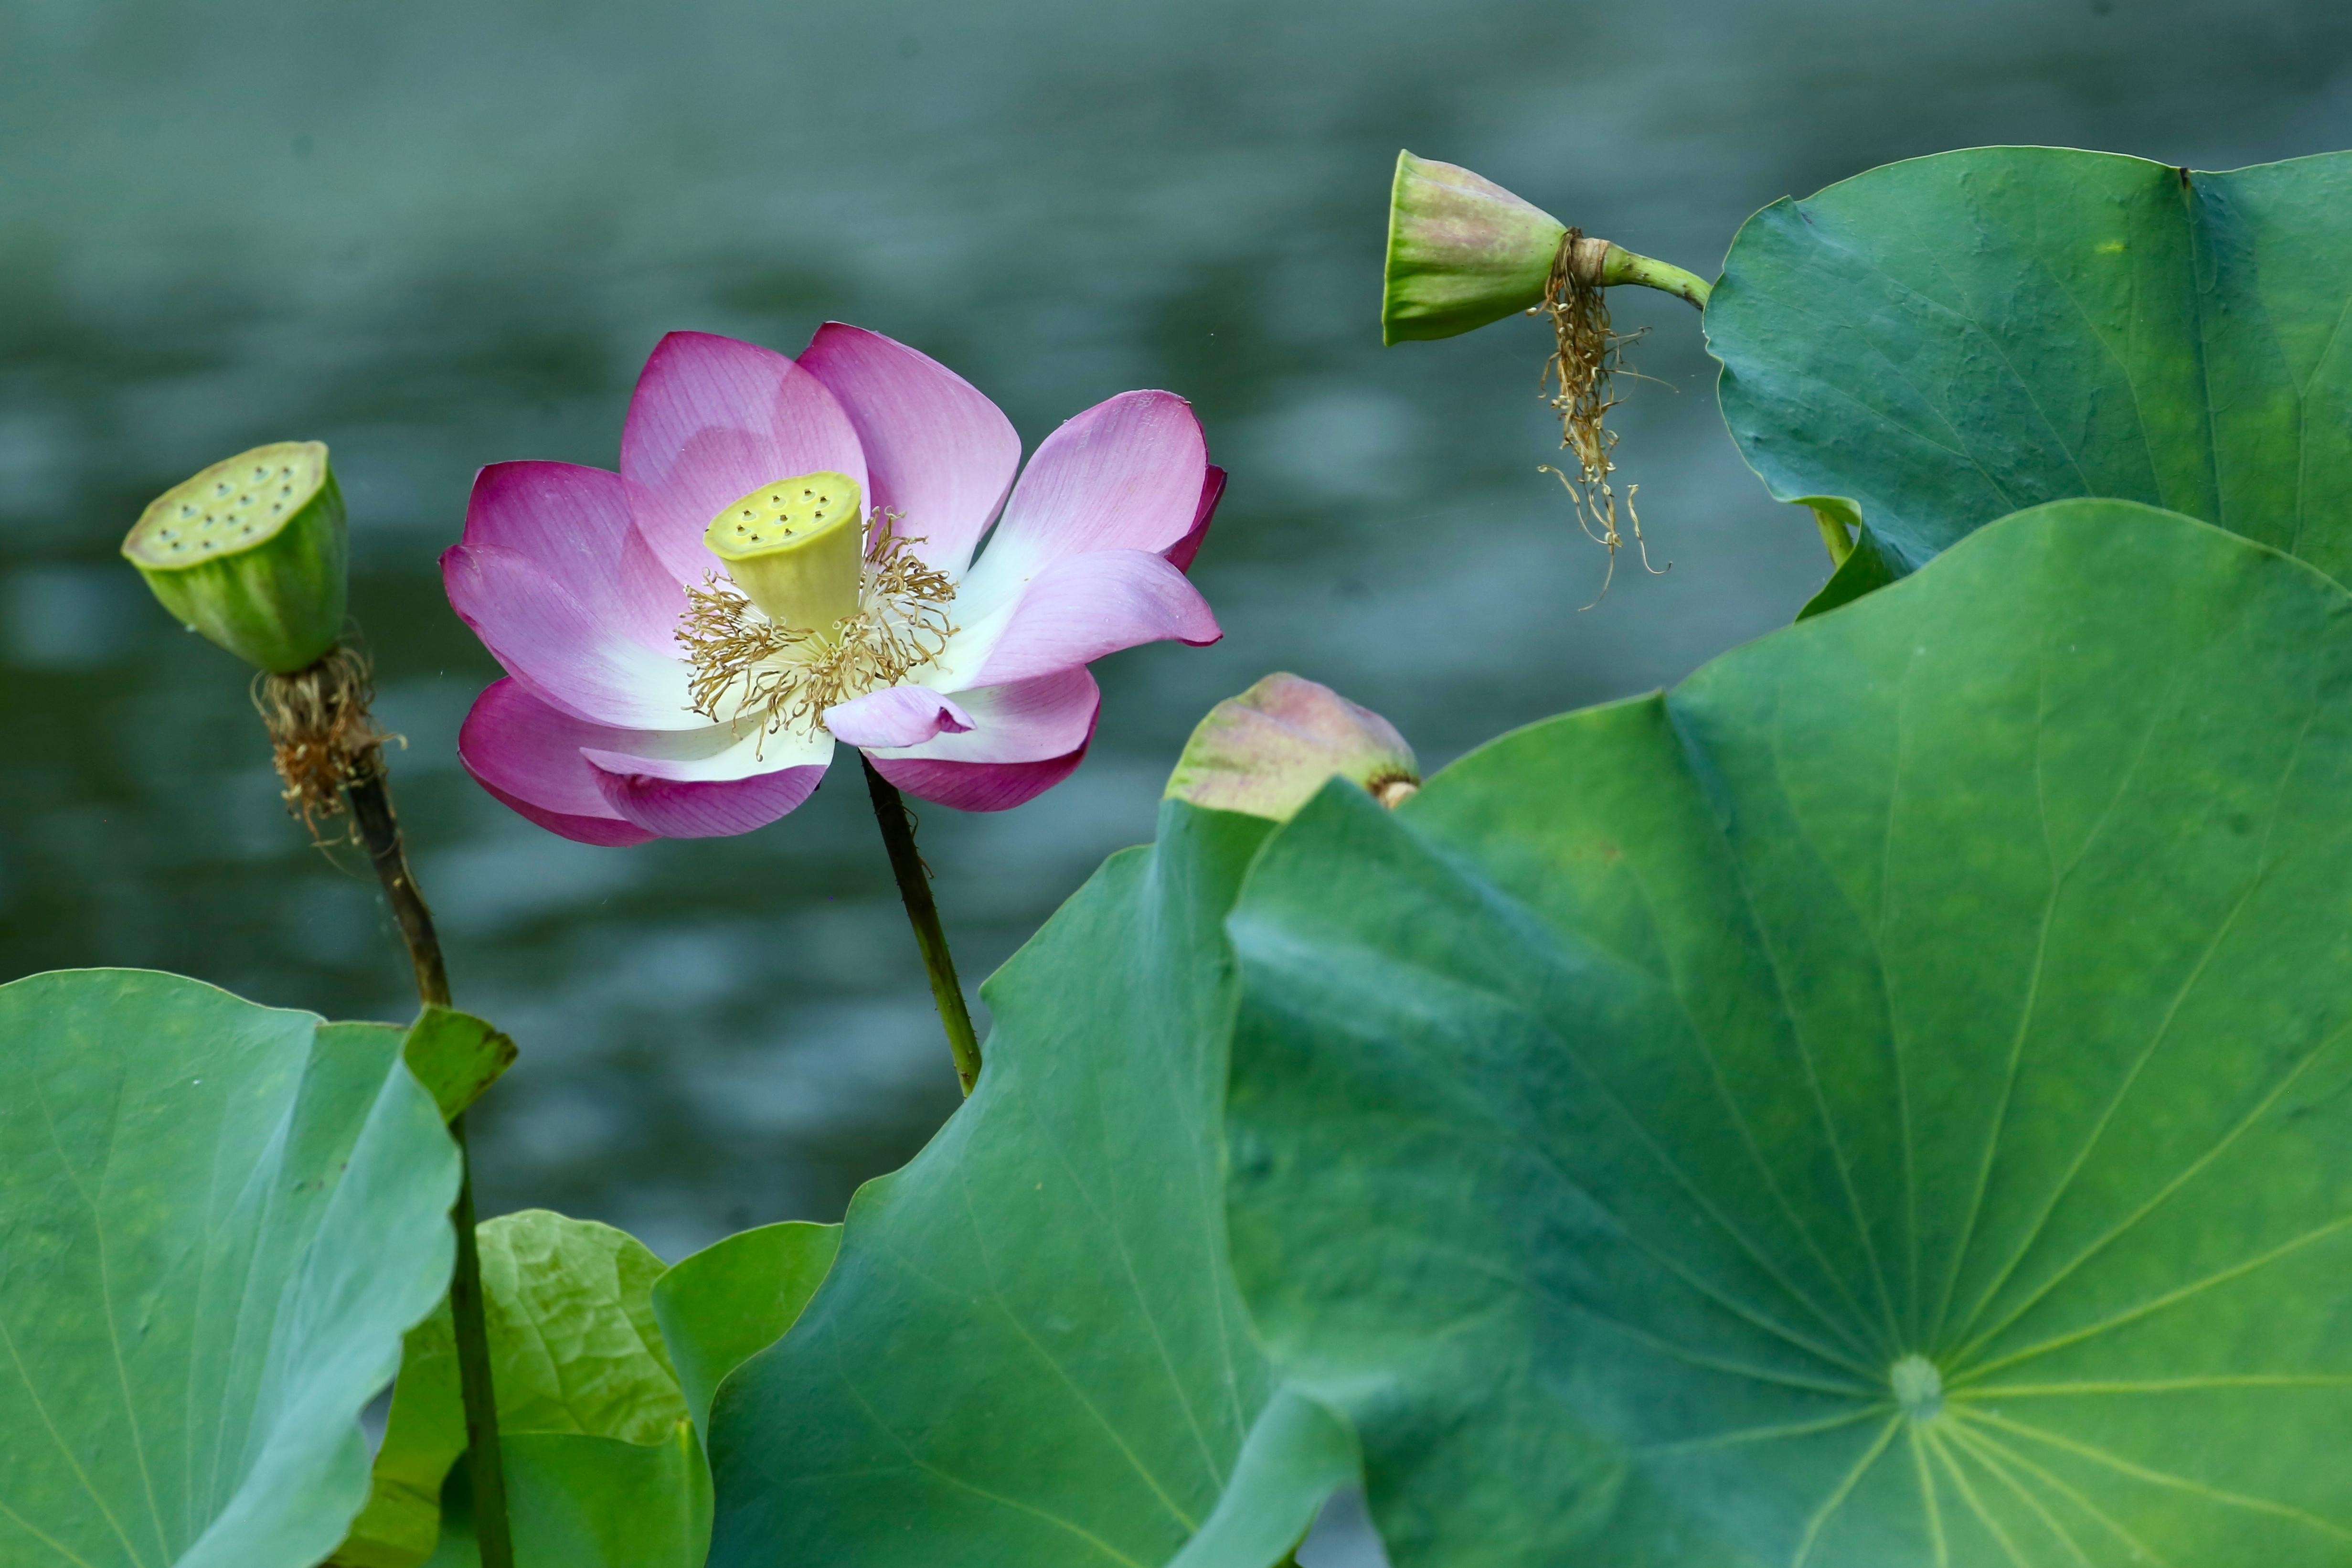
<box><xmin>676</xmin><ymin>512</ymin><xmax>958</xmax><ymax>749</ymax></box>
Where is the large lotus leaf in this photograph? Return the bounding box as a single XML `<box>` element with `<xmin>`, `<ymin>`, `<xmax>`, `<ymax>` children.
<box><xmin>420</xmin><ymin>1429</ymin><xmax>710</xmax><ymax>1568</ymax></box>
<box><xmin>1167</xmin><ymin>1387</ymin><xmax>1362</xmax><ymax>1568</ymax></box>
<box><xmin>468</xmin><ymin>1210</ymin><xmax>689</xmax><ymax>1441</ymax></box>
<box><xmin>331</xmin><ymin>1310</ymin><xmax>466</xmax><ymax>1568</ymax></box>
<box><xmin>1223</xmin><ymin>501</ymin><xmax>2352</xmax><ymax>1567</ymax></box>
<box><xmin>1708</xmin><ymin>146</ymin><xmax>2352</xmax><ymax>586</ymax></box>
<box><xmin>0</xmin><ymin>969</ymin><xmax>459</xmax><ymax>1568</ymax></box>
<box><xmin>649</xmin><ymin>1219</ymin><xmax>839</xmax><ymax>1445</ymax></box>
<box><xmin>706</xmin><ymin>802</ymin><xmax>1281</xmax><ymax>1568</ymax></box>
<box><xmin>334</xmin><ymin>1210</ymin><xmax>706</xmax><ymax>1568</ymax></box>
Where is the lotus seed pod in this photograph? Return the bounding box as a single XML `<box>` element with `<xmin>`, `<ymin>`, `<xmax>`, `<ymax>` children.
<box><xmin>703</xmin><ymin>470</ymin><xmax>866</xmax><ymax>631</ymax></box>
<box><xmin>1383</xmin><ymin>150</ymin><xmax>1570</xmax><ymax>345</ymax></box>
<box><xmin>122</xmin><ymin>441</ymin><xmax>348</xmax><ymax>673</ymax></box>
<box><xmin>1165</xmin><ymin>672</ymin><xmax>1419</xmax><ymax>821</ymax></box>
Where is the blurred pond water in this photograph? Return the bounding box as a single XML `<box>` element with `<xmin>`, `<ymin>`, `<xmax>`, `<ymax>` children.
<box><xmin>4</xmin><ymin>0</ymin><xmax>2350</xmax><ymax>1260</ymax></box>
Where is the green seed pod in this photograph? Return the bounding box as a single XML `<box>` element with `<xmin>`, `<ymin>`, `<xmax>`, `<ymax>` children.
<box><xmin>122</xmin><ymin>441</ymin><xmax>348</xmax><ymax>673</ymax></box>
<box><xmin>1382</xmin><ymin>150</ymin><xmax>1568</xmax><ymax>345</ymax></box>
<box><xmin>1165</xmin><ymin>672</ymin><xmax>1419</xmax><ymax>821</ymax></box>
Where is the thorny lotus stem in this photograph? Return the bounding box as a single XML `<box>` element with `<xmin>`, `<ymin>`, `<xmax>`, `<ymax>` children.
<box><xmin>340</xmin><ymin>716</ymin><xmax>515</xmax><ymax>1568</ymax></box>
<box><xmin>862</xmin><ymin>756</ymin><xmax>984</xmax><ymax>1096</ymax></box>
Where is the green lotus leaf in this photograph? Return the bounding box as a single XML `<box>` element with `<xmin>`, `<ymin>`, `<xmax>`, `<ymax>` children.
<box><xmin>705</xmin><ymin>803</ymin><xmax>1285</xmax><ymax>1568</ymax></box>
<box><xmin>1797</xmin><ymin>514</ymin><xmax>1901</xmax><ymax>622</ymax></box>
<box><xmin>331</xmin><ymin>1310</ymin><xmax>465</xmax><ymax>1568</ymax></box>
<box><xmin>0</xmin><ymin>969</ymin><xmax>459</xmax><ymax>1568</ymax></box>
<box><xmin>333</xmin><ymin>1211</ymin><xmax>706</xmax><ymax>1568</ymax></box>
<box><xmin>649</xmin><ymin>1220</ymin><xmax>839</xmax><ymax>1445</ymax></box>
<box><xmin>400</xmin><ymin>1008</ymin><xmax>518</xmax><ymax>1123</ymax></box>
<box><xmin>1167</xmin><ymin>1387</ymin><xmax>1361</xmax><ymax>1568</ymax></box>
<box><xmin>1224</xmin><ymin>501</ymin><xmax>2352</xmax><ymax>1566</ymax></box>
<box><xmin>420</xmin><ymin>1429</ymin><xmax>709</xmax><ymax>1568</ymax></box>
<box><xmin>1708</xmin><ymin>146</ymin><xmax>2352</xmax><ymax>587</ymax></box>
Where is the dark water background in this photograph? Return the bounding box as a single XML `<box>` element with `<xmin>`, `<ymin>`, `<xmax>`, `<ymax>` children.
<box><xmin>5</xmin><ymin>0</ymin><xmax>2351</xmax><ymax>1262</ymax></box>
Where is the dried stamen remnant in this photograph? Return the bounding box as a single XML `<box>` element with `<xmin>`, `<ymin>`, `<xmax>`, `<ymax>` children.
<box><xmin>253</xmin><ymin>643</ymin><xmax>388</xmax><ymax>834</ymax></box>
<box><xmin>1535</xmin><ymin>228</ymin><xmax>1668</xmax><ymax>607</ymax></box>
<box><xmin>677</xmin><ymin>513</ymin><xmax>957</xmax><ymax>746</ymax></box>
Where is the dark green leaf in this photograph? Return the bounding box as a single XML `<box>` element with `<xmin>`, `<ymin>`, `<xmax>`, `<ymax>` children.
<box><xmin>1710</xmin><ymin>147</ymin><xmax>2352</xmax><ymax>586</ymax></box>
<box><xmin>649</xmin><ymin>1220</ymin><xmax>839</xmax><ymax>1444</ymax></box>
<box><xmin>401</xmin><ymin>1007</ymin><xmax>518</xmax><ymax>1122</ymax></box>
<box><xmin>707</xmin><ymin>804</ymin><xmax>1282</xmax><ymax>1568</ymax></box>
<box><xmin>1167</xmin><ymin>1388</ymin><xmax>1360</xmax><ymax>1568</ymax></box>
<box><xmin>334</xmin><ymin>1210</ymin><xmax>705</xmax><ymax>1568</ymax></box>
<box><xmin>1798</xmin><ymin>517</ymin><xmax>1902</xmax><ymax>621</ymax></box>
<box><xmin>332</xmin><ymin>1311</ymin><xmax>465</xmax><ymax>1568</ymax></box>
<box><xmin>1226</xmin><ymin>501</ymin><xmax>2352</xmax><ymax>1566</ymax></box>
<box><xmin>421</xmin><ymin>1430</ymin><xmax>711</xmax><ymax>1568</ymax></box>
<box><xmin>0</xmin><ymin>969</ymin><xmax>458</xmax><ymax>1568</ymax></box>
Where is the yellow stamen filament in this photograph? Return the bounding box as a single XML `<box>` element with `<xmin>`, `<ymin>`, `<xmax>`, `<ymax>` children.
<box><xmin>1535</xmin><ymin>226</ymin><xmax>1669</xmax><ymax>608</ymax></box>
<box><xmin>676</xmin><ymin>512</ymin><xmax>956</xmax><ymax>750</ymax></box>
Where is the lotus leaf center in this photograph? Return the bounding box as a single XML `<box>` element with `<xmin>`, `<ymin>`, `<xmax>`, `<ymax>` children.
<box><xmin>1889</xmin><ymin>1353</ymin><xmax>1942</xmax><ymax>1421</ymax></box>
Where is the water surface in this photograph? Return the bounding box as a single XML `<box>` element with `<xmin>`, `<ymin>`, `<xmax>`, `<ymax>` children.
<box><xmin>4</xmin><ymin>0</ymin><xmax>2349</xmax><ymax>1258</ymax></box>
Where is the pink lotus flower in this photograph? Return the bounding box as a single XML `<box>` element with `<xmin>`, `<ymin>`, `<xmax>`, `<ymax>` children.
<box><xmin>444</xmin><ymin>327</ymin><xmax>1225</xmax><ymax>844</ymax></box>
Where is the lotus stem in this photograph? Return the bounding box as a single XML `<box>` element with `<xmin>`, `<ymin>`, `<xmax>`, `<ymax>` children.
<box><xmin>344</xmin><ymin>754</ymin><xmax>448</xmax><ymax>1006</ymax></box>
<box><xmin>439</xmin><ymin>1125</ymin><xmax>512</xmax><ymax>1568</ymax></box>
<box><xmin>343</xmin><ymin>743</ymin><xmax>515</xmax><ymax>1568</ymax></box>
<box><xmin>861</xmin><ymin>756</ymin><xmax>983</xmax><ymax>1096</ymax></box>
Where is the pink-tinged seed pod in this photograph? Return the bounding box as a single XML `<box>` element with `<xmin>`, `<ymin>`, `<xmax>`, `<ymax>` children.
<box><xmin>1382</xmin><ymin>150</ymin><xmax>1571</xmax><ymax>344</ymax></box>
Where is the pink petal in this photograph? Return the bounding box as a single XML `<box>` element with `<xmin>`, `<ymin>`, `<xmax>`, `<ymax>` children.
<box><xmin>442</xmin><ymin>542</ymin><xmax>701</xmax><ymax>729</ymax></box>
<box><xmin>864</xmin><ymin>668</ymin><xmax>1101</xmax><ymax>812</ymax></box>
<box><xmin>822</xmin><ymin>685</ymin><xmax>975</xmax><ymax>749</ymax></box>
<box><xmin>456</xmin><ymin>679</ymin><xmax>656</xmax><ymax>847</ymax></box>
<box><xmin>1162</xmin><ymin>464</ymin><xmax>1227</xmax><ymax>573</ymax></box>
<box><xmin>956</xmin><ymin>390</ymin><xmax>1208</xmax><ymax>608</ymax></box>
<box><xmin>797</xmin><ymin>324</ymin><xmax>1020</xmax><ymax>579</ymax></box>
<box><xmin>462</xmin><ymin>462</ymin><xmax>682</xmax><ymax>653</ymax></box>
<box><xmin>619</xmin><ymin>331</ymin><xmax>871</xmax><ymax>589</ymax></box>
<box><xmin>586</xmin><ymin>764</ymin><xmax>831</xmax><ymax>838</ymax></box>
<box><xmin>956</xmin><ymin>548</ymin><xmax>1220</xmax><ymax>690</ymax></box>
<box><xmin>581</xmin><ymin>726</ymin><xmax>835</xmax><ymax>838</ymax></box>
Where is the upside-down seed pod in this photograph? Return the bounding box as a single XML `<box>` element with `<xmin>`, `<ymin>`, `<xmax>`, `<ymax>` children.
<box><xmin>1381</xmin><ymin>150</ymin><xmax>1571</xmax><ymax>345</ymax></box>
